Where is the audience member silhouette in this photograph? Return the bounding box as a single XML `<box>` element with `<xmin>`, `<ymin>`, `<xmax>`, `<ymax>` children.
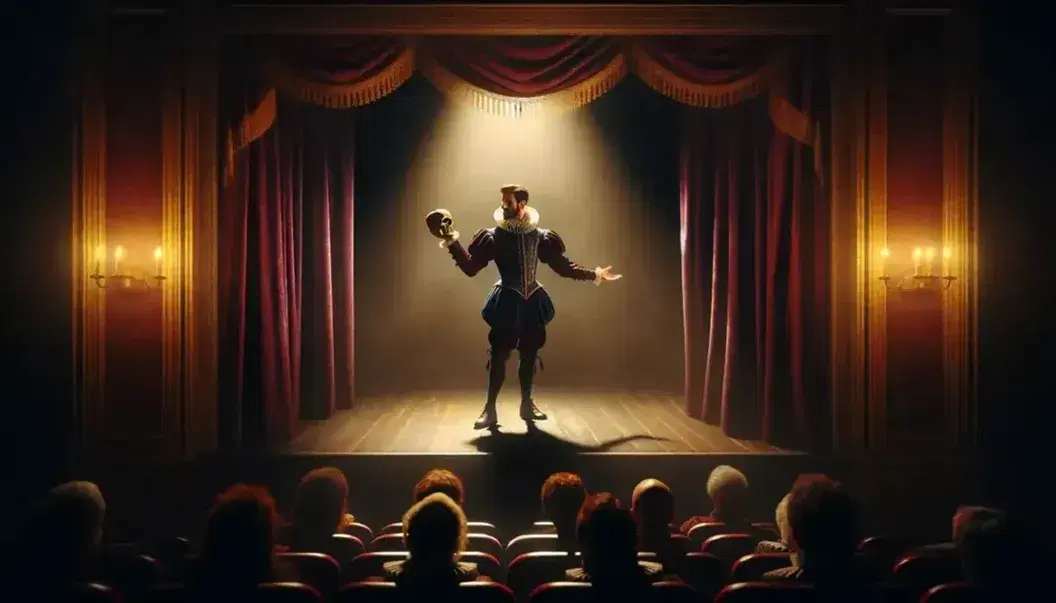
<box><xmin>191</xmin><ymin>484</ymin><xmax>295</xmax><ymax>600</ymax></box>
<box><xmin>681</xmin><ymin>465</ymin><xmax>758</xmax><ymax>534</ymax></box>
<box><xmin>382</xmin><ymin>492</ymin><xmax>485</xmax><ymax>595</ymax></box>
<box><xmin>631</xmin><ymin>478</ymin><xmax>686</xmax><ymax>575</ymax></box>
<box><xmin>566</xmin><ymin>492</ymin><xmax>661</xmax><ymax>598</ymax></box>
<box><xmin>764</xmin><ymin>475</ymin><xmax>860</xmax><ymax>596</ymax></box>
<box><xmin>540</xmin><ymin>472</ymin><xmax>587</xmax><ymax>552</ymax></box>
<box><xmin>1</xmin><ymin>481</ymin><xmax>106</xmax><ymax>600</ymax></box>
<box><xmin>413</xmin><ymin>468</ymin><xmax>465</xmax><ymax>506</ymax></box>
<box><xmin>958</xmin><ymin>510</ymin><xmax>1035</xmax><ymax>598</ymax></box>
<box><xmin>285</xmin><ymin>466</ymin><xmax>355</xmax><ymax>552</ymax></box>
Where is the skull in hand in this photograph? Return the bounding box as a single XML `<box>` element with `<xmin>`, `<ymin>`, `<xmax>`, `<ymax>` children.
<box><xmin>426</xmin><ymin>209</ymin><xmax>457</xmax><ymax>240</ymax></box>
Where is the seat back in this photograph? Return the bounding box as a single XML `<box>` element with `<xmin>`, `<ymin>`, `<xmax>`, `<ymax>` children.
<box><xmin>688</xmin><ymin>522</ymin><xmax>729</xmax><ymax>545</ymax></box>
<box><xmin>508</xmin><ymin>534</ymin><xmax>563</xmax><ymax>559</ymax></box>
<box><xmin>732</xmin><ymin>553</ymin><xmax>794</xmax><ymax>581</ymax></box>
<box><xmin>703</xmin><ymin>534</ymin><xmax>757</xmax><ymax>564</ymax></box>
<box><xmin>858</xmin><ymin>535</ymin><xmax>922</xmax><ymax>570</ymax></box>
<box><xmin>256</xmin><ymin>582</ymin><xmax>322</xmax><ymax>603</ymax></box>
<box><xmin>276</xmin><ymin>552</ymin><xmax>341</xmax><ymax>597</ymax></box>
<box><xmin>507</xmin><ymin>551</ymin><xmax>580</xmax><ymax>598</ymax></box>
<box><xmin>467</xmin><ymin>533</ymin><xmax>505</xmax><ymax>561</ymax></box>
<box><xmin>716</xmin><ymin>582</ymin><xmax>815</xmax><ymax>603</ymax></box>
<box><xmin>460</xmin><ymin>551</ymin><xmax>503</xmax><ymax>581</ymax></box>
<box><xmin>529</xmin><ymin>582</ymin><xmax>592</xmax><ymax>603</ymax></box>
<box><xmin>341</xmin><ymin>522</ymin><xmax>375</xmax><ymax>546</ymax></box>
<box><xmin>347</xmin><ymin>552</ymin><xmax>410</xmax><ymax>582</ymax></box>
<box><xmin>533</xmin><ymin>521</ymin><xmax>555</xmax><ymax>532</ymax></box>
<box><xmin>326</xmin><ymin>534</ymin><xmax>366</xmax><ymax>569</ymax></box>
<box><xmin>921</xmin><ymin>582</ymin><xmax>978</xmax><ymax>603</ymax></box>
<box><xmin>369</xmin><ymin>533</ymin><xmax>406</xmax><ymax>552</ymax></box>
<box><xmin>380</xmin><ymin>521</ymin><xmax>501</xmax><ymax>538</ymax></box>
<box><xmin>892</xmin><ymin>553</ymin><xmax>963</xmax><ymax>597</ymax></box>
<box><xmin>69</xmin><ymin>582</ymin><xmax>118</xmax><ymax>603</ymax></box>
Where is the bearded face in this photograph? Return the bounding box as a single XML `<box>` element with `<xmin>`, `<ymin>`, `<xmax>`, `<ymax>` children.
<box><xmin>501</xmin><ymin>192</ymin><xmax>524</xmax><ymax>220</ymax></box>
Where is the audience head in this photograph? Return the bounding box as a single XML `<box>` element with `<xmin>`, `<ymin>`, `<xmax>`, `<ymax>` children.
<box><xmin>576</xmin><ymin>493</ymin><xmax>637</xmax><ymax>573</ymax></box>
<box><xmin>202</xmin><ymin>484</ymin><xmax>278</xmax><ymax>585</ymax></box>
<box><xmin>26</xmin><ymin>481</ymin><xmax>106</xmax><ymax>574</ymax></box>
<box><xmin>706</xmin><ymin>465</ymin><xmax>748</xmax><ymax>519</ymax></box>
<box><xmin>292</xmin><ymin>466</ymin><xmax>350</xmax><ymax>538</ymax></box>
<box><xmin>631</xmin><ymin>478</ymin><xmax>674</xmax><ymax>532</ymax></box>
<box><xmin>785</xmin><ymin>475</ymin><xmax>858</xmax><ymax>564</ymax></box>
<box><xmin>541</xmin><ymin>472</ymin><xmax>587</xmax><ymax>529</ymax></box>
<box><xmin>402</xmin><ymin>493</ymin><xmax>467</xmax><ymax>563</ymax></box>
<box><xmin>413</xmin><ymin>469</ymin><xmax>464</xmax><ymax>506</ymax></box>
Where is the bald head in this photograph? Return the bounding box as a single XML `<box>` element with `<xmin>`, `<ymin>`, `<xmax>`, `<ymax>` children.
<box><xmin>631</xmin><ymin>478</ymin><xmax>674</xmax><ymax>528</ymax></box>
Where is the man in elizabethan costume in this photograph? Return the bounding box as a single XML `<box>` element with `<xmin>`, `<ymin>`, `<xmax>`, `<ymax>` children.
<box><xmin>426</xmin><ymin>185</ymin><xmax>622</xmax><ymax>430</ymax></box>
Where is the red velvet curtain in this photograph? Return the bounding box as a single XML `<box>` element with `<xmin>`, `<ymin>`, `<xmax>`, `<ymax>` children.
<box><xmin>219</xmin><ymin>104</ymin><xmax>355</xmax><ymax>448</ymax></box>
<box><xmin>679</xmin><ymin>44</ymin><xmax>828</xmax><ymax>450</ymax></box>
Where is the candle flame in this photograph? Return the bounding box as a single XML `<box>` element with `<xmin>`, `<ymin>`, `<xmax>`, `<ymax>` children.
<box><xmin>154</xmin><ymin>247</ymin><xmax>162</xmax><ymax>260</ymax></box>
<box><xmin>913</xmin><ymin>247</ymin><xmax>922</xmax><ymax>259</ymax></box>
<box><xmin>114</xmin><ymin>246</ymin><xmax>125</xmax><ymax>261</ymax></box>
<box><xmin>880</xmin><ymin>248</ymin><xmax>890</xmax><ymax>258</ymax></box>
<box><xmin>943</xmin><ymin>247</ymin><xmax>952</xmax><ymax>259</ymax></box>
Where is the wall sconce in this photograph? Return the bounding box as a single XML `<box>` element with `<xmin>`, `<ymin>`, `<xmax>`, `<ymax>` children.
<box><xmin>878</xmin><ymin>246</ymin><xmax>957</xmax><ymax>294</ymax></box>
<box><xmin>89</xmin><ymin>245</ymin><xmax>167</xmax><ymax>290</ymax></box>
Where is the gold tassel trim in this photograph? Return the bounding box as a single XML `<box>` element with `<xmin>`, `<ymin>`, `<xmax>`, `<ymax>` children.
<box><xmin>418</xmin><ymin>51</ymin><xmax>628</xmax><ymax>118</ymax></box>
<box><xmin>271</xmin><ymin>45</ymin><xmax>416</xmax><ymax>109</ymax></box>
<box><xmin>630</xmin><ymin>44</ymin><xmax>780</xmax><ymax>108</ymax></box>
<box><xmin>223</xmin><ymin>88</ymin><xmax>277</xmax><ymax>186</ymax></box>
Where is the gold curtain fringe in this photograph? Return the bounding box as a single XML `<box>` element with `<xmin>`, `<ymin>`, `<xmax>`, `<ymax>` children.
<box><xmin>418</xmin><ymin>52</ymin><xmax>628</xmax><ymax>118</ymax></box>
<box><xmin>629</xmin><ymin>44</ymin><xmax>778</xmax><ymax>108</ymax></box>
<box><xmin>223</xmin><ymin>88</ymin><xmax>278</xmax><ymax>187</ymax></box>
<box><xmin>272</xmin><ymin>45</ymin><xmax>416</xmax><ymax>109</ymax></box>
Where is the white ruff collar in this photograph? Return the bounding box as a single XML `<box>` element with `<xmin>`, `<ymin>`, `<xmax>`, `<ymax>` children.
<box><xmin>494</xmin><ymin>206</ymin><xmax>540</xmax><ymax>233</ymax></box>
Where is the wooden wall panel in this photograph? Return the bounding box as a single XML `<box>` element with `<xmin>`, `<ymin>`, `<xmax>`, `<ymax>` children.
<box><xmin>883</xmin><ymin>11</ymin><xmax>957</xmax><ymax>446</ymax></box>
<box><xmin>101</xmin><ymin>13</ymin><xmax>166</xmax><ymax>452</ymax></box>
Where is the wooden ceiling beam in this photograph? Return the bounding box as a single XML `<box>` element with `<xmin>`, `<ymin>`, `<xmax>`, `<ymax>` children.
<box><xmin>224</xmin><ymin>3</ymin><xmax>844</xmax><ymax>36</ymax></box>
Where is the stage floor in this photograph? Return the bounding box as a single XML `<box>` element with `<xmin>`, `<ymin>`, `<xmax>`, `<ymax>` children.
<box><xmin>288</xmin><ymin>390</ymin><xmax>791</xmax><ymax>454</ymax></box>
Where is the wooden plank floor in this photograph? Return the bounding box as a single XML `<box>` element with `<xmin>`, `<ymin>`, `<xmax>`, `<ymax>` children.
<box><xmin>288</xmin><ymin>391</ymin><xmax>790</xmax><ymax>454</ymax></box>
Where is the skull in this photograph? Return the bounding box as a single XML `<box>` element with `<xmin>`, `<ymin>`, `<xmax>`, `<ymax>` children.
<box><xmin>425</xmin><ymin>208</ymin><xmax>456</xmax><ymax>239</ymax></box>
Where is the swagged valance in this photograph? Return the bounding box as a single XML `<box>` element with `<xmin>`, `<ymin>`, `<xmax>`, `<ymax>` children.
<box><xmin>225</xmin><ymin>36</ymin><xmax>820</xmax><ymax>184</ymax></box>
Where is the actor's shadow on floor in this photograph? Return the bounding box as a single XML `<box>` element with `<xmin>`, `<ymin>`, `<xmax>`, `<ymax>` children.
<box><xmin>466</xmin><ymin>424</ymin><xmax>666</xmax><ymax>517</ymax></box>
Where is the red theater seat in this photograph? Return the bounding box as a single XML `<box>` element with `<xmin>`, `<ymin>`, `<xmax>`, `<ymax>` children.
<box><xmin>529</xmin><ymin>582</ymin><xmax>592</xmax><ymax>603</ymax></box>
<box><xmin>716</xmin><ymin>582</ymin><xmax>816</xmax><ymax>603</ymax></box>
<box><xmin>732</xmin><ymin>553</ymin><xmax>794</xmax><ymax>581</ymax></box>
<box><xmin>467</xmin><ymin>533</ymin><xmax>505</xmax><ymax>561</ymax></box>
<box><xmin>459</xmin><ymin>551</ymin><xmax>503</xmax><ymax>581</ymax></box>
<box><xmin>703</xmin><ymin>534</ymin><xmax>757</xmax><ymax>564</ymax></box>
<box><xmin>326</xmin><ymin>533</ymin><xmax>366</xmax><ymax>569</ymax></box>
<box><xmin>508</xmin><ymin>534</ymin><xmax>563</xmax><ymax>559</ymax></box>
<box><xmin>342</xmin><ymin>522</ymin><xmax>375</xmax><ymax>546</ymax></box>
<box><xmin>276</xmin><ymin>553</ymin><xmax>341</xmax><ymax>597</ymax></box>
<box><xmin>921</xmin><ymin>583</ymin><xmax>978</xmax><ymax>603</ymax></box>
<box><xmin>347</xmin><ymin>552</ymin><xmax>410</xmax><ymax>582</ymax></box>
<box><xmin>369</xmin><ymin>534</ymin><xmax>406</xmax><ymax>552</ymax></box>
<box><xmin>688</xmin><ymin>522</ymin><xmax>729</xmax><ymax>545</ymax></box>
<box><xmin>893</xmin><ymin>554</ymin><xmax>963</xmax><ymax>598</ymax></box>
<box><xmin>380</xmin><ymin>521</ymin><xmax>501</xmax><ymax>538</ymax></box>
<box><xmin>257</xmin><ymin>582</ymin><xmax>322</xmax><ymax>603</ymax></box>
<box><xmin>69</xmin><ymin>582</ymin><xmax>118</xmax><ymax>603</ymax></box>
<box><xmin>460</xmin><ymin>581</ymin><xmax>516</xmax><ymax>603</ymax></box>
<box><xmin>507</xmin><ymin>551</ymin><xmax>580</xmax><ymax>597</ymax></box>
<box><xmin>335</xmin><ymin>582</ymin><xmax>399</xmax><ymax>603</ymax></box>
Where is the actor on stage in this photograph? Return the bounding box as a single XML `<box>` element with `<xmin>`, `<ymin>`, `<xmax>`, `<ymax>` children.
<box><xmin>426</xmin><ymin>185</ymin><xmax>622</xmax><ymax>430</ymax></box>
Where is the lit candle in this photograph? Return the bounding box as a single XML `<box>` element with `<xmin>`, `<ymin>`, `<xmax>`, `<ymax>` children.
<box><xmin>925</xmin><ymin>247</ymin><xmax>936</xmax><ymax>276</ymax></box>
<box><xmin>912</xmin><ymin>247</ymin><xmax>923</xmax><ymax>276</ymax></box>
<box><xmin>943</xmin><ymin>247</ymin><xmax>952</xmax><ymax>277</ymax></box>
<box><xmin>94</xmin><ymin>245</ymin><xmax>104</xmax><ymax>275</ymax></box>
<box><xmin>114</xmin><ymin>245</ymin><xmax>125</xmax><ymax>276</ymax></box>
<box><xmin>154</xmin><ymin>247</ymin><xmax>163</xmax><ymax>276</ymax></box>
<box><xmin>879</xmin><ymin>248</ymin><xmax>890</xmax><ymax>277</ymax></box>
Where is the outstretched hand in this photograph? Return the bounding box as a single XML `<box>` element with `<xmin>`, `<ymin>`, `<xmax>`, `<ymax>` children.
<box><xmin>597</xmin><ymin>266</ymin><xmax>623</xmax><ymax>282</ymax></box>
